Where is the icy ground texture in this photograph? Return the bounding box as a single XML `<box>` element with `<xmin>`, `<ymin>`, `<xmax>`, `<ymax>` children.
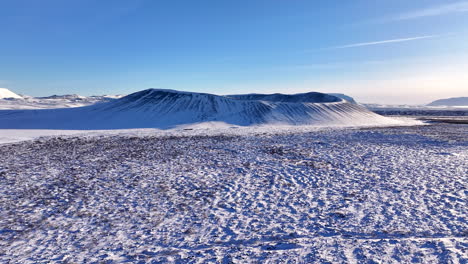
<box><xmin>0</xmin><ymin>124</ymin><xmax>467</xmax><ymax>263</ymax></box>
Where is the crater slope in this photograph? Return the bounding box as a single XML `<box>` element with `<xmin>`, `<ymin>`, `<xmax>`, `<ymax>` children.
<box><xmin>0</xmin><ymin>89</ymin><xmax>397</xmax><ymax>129</ymax></box>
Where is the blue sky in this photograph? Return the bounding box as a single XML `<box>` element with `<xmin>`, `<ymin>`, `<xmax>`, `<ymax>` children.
<box><xmin>1</xmin><ymin>0</ymin><xmax>467</xmax><ymax>103</ymax></box>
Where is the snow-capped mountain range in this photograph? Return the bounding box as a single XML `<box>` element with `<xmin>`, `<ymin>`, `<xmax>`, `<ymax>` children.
<box><xmin>0</xmin><ymin>88</ymin><xmax>398</xmax><ymax>129</ymax></box>
<box><xmin>0</xmin><ymin>88</ymin><xmax>123</xmax><ymax>110</ymax></box>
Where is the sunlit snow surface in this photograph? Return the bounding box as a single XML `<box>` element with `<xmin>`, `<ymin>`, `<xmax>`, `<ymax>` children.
<box><xmin>0</xmin><ymin>123</ymin><xmax>467</xmax><ymax>263</ymax></box>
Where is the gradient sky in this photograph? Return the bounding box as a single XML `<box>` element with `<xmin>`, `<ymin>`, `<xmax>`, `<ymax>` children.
<box><xmin>1</xmin><ymin>0</ymin><xmax>467</xmax><ymax>104</ymax></box>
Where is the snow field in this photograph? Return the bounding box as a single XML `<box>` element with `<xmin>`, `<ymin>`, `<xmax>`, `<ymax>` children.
<box><xmin>0</xmin><ymin>124</ymin><xmax>466</xmax><ymax>263</ymax></box>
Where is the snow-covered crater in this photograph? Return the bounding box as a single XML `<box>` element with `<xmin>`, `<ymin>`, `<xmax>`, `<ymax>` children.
<box><xmin>0</xmin><ymin>88</ymin><xmax>401</xmax><ymax>129</ymax></box>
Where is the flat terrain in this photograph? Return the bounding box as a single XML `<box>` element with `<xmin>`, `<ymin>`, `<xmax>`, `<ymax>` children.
<box><xmin>418</xmin><ymin>117</ymin><xmax>468</xmax><ymax>125</ymax></box>
<box><xmin>0</xmin><ymin>124</ymin><xmax>467</xmax><ymax>263</ymax></box>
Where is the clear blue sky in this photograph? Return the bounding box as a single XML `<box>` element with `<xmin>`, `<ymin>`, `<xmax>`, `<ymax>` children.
<box><xmin>1</xmin><ymin>0</ymin><xmax>467</xmax><ymax>103</ymax></box>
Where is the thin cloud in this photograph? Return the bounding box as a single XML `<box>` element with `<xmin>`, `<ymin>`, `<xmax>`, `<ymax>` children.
<box><xmin>395</xmin><ymin>1</ymin><xmax>468</xmax><ymax>20</ymax></box>
<box><xmin>275</xmin><ymin>60</ymin><xmax>390</xmax><ymax>71</ymax></box>
<box><xmin>330</xmin><ymin>35</ymin><xmax>438</xmax><ymax>49</ymax></box>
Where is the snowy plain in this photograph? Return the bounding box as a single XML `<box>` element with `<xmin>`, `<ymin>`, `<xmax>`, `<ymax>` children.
<box><xmin>0</xmin><ymin>122</ymin><xmax>466</xmax><ymax>263</ymax></box>
<box><xmin>0</xmin><ymin>116</ymin><xmax>421</xmax><ymax>145</ymax></box>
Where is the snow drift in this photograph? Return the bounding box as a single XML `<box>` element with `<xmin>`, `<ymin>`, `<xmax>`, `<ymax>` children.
<box><xmin>0</xmin><ymin>88</ymin><xmax>398</xmax><ymax>129</ymax></box>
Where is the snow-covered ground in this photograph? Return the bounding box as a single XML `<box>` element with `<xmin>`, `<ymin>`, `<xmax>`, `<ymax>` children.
<box><xmin>0</xmin><ymin>123</ymin><xmax>466</xmax><ymax>263</ymax></box>
<box><xmin>0</xmin><ymin>117</ymin><xmax>421</xmax><ymax>145</ymax></box>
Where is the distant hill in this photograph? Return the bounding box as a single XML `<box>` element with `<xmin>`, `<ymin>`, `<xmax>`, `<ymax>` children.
<box><xmin>0</xmin><ymin>88</ymin><xmax>22</xmax><ymax>99</ymax></box>
<box><xmin>37</xmin><ymin>94</ymin><xmax>87</xmax><ymax>100</ymax></box>
<box><xmin>428</xmin><ymin>97</ymin><xmax>468</xmax><ymax>106</ymax></box>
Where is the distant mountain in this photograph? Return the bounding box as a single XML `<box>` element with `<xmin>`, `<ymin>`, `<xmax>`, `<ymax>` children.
<box><xmin>0</xmin><ymin>88</ymin><xmax>399</xmax><ymax>130</ymax></box>
<box><xmin>37</xmin><ymin>94</ymin><xmax>87</xmax><ymax>100</ymax></box>
<box><xmin>0</xmin><ymin>88</ymin><xmax>22</xmax><ymax>99</ymax></box>
<box><xmin>428</xmin><ymin>97</ymin><xmax>468</xmax><ymax>107</ymax></box>
<box><xmin>0</xmin><ymin>93</ymin><xmax>122</xmax><ymax>110</ymax></box>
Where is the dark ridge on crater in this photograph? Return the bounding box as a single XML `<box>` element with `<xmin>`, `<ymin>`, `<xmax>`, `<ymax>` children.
<box><xmin>227</xmin><ymin>91</ymin><xmax>342</xmax><ymax>103</ymax></box>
